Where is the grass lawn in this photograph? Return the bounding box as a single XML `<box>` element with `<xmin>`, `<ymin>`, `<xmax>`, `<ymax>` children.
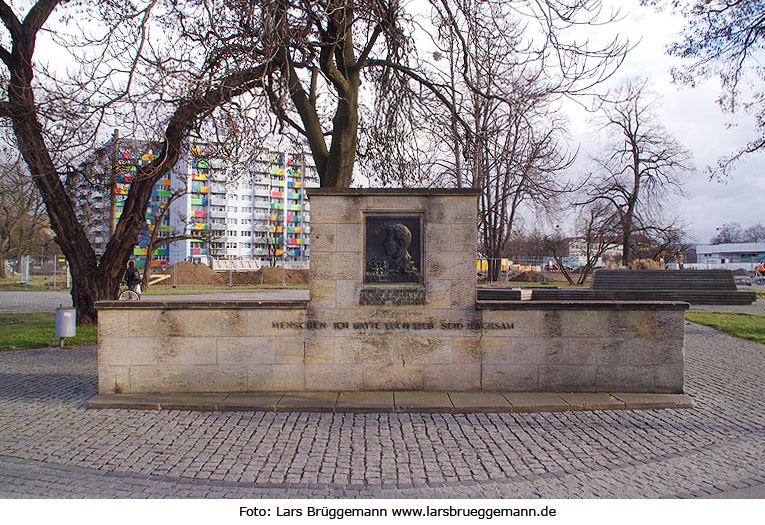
<box><xmin>0</xmin><ymin>276</ymin><xmax>64</xmax><ymax>291</ymax></box>
<box><xmin>686</xmin><ymin>312</ymin><xmax>765</xmax><ymax>345</ymax></box>
<box><xmin>0</xmin><ymin>313</ymin><xmax>98</xmax><ymax>350</ymax></box>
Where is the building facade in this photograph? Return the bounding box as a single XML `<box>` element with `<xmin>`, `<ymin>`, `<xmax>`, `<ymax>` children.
<box><xmin>168</xmin><ymin>142</ymin><xmax>319</xmax><ymax>267</ymax></box>
<box><xmin>693</xmin><ymin>242</ymin><xmax>765</xmax><ymax>270</ymax></box>
<box><xmin>77</xmin><ymin>135</ymin><xmax>319</xmax><ymax>270</ymax></box>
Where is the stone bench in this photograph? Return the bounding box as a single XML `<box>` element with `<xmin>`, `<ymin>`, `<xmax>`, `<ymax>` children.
<box><xmin>590</xmin><ymin>269</ymin><xmax>756</xmax><ymax>305</ymax></box>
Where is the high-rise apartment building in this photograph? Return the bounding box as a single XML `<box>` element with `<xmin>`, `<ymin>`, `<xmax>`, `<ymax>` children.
<box><xmin>168</xmin><ymin>141</ymin><xmax>319</xmax><ymax>267</ymax></box>
<box><xmin>76</xmin><ymin>135</ymin><xmax>319</xmax><ymax>270</ymax></box>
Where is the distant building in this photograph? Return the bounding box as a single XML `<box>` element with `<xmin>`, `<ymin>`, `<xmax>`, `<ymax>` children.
<box><xmin>693</xmin><ymin>243</ymin><xmax>765</xmax><ymax>270</ymax></box>
<box><xmin>76</xmin><ymin>134</ymin><xmax>319</xmax><ymax>270</ymax></box>
<box><xmin>567</xmin><ymin>237</ymin><xmax>623</xmax><ymax>266</ymax></box>
<box><xmin>75</xmin><ymin>135</ymin><xmax>166</xmax><ymax>265</ymax></box>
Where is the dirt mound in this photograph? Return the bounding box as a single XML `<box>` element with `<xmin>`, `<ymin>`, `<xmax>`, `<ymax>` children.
<box><xmin>161</xmin><ymin>263</ymin><xmax>309</xmax><ymax>286</ymax></box>
<box><xmin>163</xmin><ymin>262</ymin><xmax>224</xmax><ymax>285</ymax></box>
<box><xmin>229</xmin><ymin>267</ymin><xmax>309</xmax><ymax>285</ymax></box>
<box><xmin>507</xmin><ymin>270</ymin><xmax>548</xmax><ymax>282</ymax></box>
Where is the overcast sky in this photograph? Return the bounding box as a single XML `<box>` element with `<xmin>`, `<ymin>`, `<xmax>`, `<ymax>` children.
<box><xmin>567</xmin><ymin>0</ymin><xmax>764</xmax><ymax>245</ymax></box>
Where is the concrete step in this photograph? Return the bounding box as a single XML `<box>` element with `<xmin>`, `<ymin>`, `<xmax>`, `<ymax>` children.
<box><xmin>88</xmin><ymin>391</ymin><xmax>695</xmax><ymax>413</ymax></box>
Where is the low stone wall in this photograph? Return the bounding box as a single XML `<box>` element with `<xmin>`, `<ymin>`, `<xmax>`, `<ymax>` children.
<box><xmin>96</xmin><ymin>300</ymin><xmax>686</xmax><ymax>394</ymax></box>
<box><xmin>476</xmin><ymin>301</ymin><xmax>686</xmax><ymax>393</ymax></box>
<box><xmin>96</xmin><ymin>300</ymin><xmax>308</xmax><ymax>394</ymax></box>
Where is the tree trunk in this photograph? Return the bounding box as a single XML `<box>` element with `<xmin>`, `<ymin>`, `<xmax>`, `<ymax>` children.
<box><xmin>321</xmin><ymin>85</ymin><xmax>359</xmax><ymax>188</ymax></box>
<box><xmin>488</xmin><ymin>257</ymin><xmax>501</xmax><ymax>282</ymax></box>
<box><xmin>621</xmin><ymin>227</ymin><xmax>631</xmax><ymax>266</ymax></box>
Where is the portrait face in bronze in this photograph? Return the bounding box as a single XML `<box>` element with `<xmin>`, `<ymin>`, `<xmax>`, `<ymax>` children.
<box><xmin>365</xmin><ymin>216</ymin><xmax>422</xmax><ymax>284</ymax></box>
<box><xmin>383</xmin><ymin>224</ymin><xmax>411</xmax><ymax>263</ymax></box>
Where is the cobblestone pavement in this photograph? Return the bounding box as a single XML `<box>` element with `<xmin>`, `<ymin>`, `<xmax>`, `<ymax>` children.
<box><xmin>0</xmin><ymin>322</ymin><xmax>763</xmax><ymax>498</ymax></box>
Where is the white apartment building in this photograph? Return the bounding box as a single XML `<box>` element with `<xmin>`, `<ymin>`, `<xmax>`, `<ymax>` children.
<box><xmin>78</xmin><ymin>135</ymin><xmax>320</xmax><ymax>270</ymax></box>
<box><xmin>167</xmin><ymin>141</ymin><xmax>320</xmax><ymax>267</ymax></box>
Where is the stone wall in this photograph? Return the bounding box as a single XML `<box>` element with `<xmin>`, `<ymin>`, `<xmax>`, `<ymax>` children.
<box><xmin>97</xmin><ymin>301</ymin><xmax>308</xmax><ymax>394</ymax></box>
<box><xmin>96</xmin><ymin>300</ymin><xmax>685</xmax><ymax>394</ymax></box>
<box><xmin>305</xmin><ymin>189</ymin><xmax>483</xmax><ymax>391</ymax></box>
<box><xmin>477</xmin><ymin>303</ymin><xmax>685</xmax><ymax>393</ymax></box>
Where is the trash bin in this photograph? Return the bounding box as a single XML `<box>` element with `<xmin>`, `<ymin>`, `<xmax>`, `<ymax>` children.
<box><xmin>56</xmin><ymin>306</ymin><xmax>76</xmax><ymax>347</ymax></box>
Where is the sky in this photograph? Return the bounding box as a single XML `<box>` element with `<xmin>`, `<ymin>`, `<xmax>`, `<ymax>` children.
<box><xmin>564</xmin><ymin>0</ymin><xmax>765</xmax><ymax>245</ymax></box>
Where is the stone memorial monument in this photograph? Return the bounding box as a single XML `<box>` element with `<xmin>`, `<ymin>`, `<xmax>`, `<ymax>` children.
<box><xmin>96</xmin><ymin>188</ymin><xmax>687</xmax><ymax>395</ymax></box>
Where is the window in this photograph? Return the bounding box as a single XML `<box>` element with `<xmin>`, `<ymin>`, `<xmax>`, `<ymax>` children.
<box><xmin>226</xmin><ymin>218</ymin><xmax>238</xmax><ymax>224</ymax></box>
<box><xmin>226</xmin><ymin>242</ymin><xmax>237</xmax><ymax>249</ymax></box>
<box><xmin>227</xmin><ymin>230</ymin><xmax>237</xmax><ymax>237</ymax></box>
<box><xmin>241</xmin><ymin>231</ymin><xmax>251</xmax><ymax>237</ymax></box>
<box><xmin>227</xmin><ymin>206</ymin><xmax>238</xmax><ymax>212</ymax></box>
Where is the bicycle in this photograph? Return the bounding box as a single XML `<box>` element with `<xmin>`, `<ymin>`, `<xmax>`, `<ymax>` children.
<box><xmin>118</xmin><ymin>281</ymin><xmax>141</xmax><ymax>300</ymax></box>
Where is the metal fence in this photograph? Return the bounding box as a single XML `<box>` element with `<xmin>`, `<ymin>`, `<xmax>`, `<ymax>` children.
<box><xmin>2</xmin><ymin>256</ymin><xmax>71</xmax><ymax>287</ymax></box>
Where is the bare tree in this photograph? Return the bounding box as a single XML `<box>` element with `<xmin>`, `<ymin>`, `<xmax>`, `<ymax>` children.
<box><xmin>710</xmin><ymin>222</ymin><xmax>744</xmax><ymax>244</ymax></box>
<box><xmin>743</xmin><ymin>223</ymin><xmax>765</xmax><ymax>243</ymax></box>
<box><xmin>364</xmin><ymin>1</ymin><xmax>624</xmax><ymax>281</ymax></box>
<box><xmin>580</xmin><ymin>79</ymin><xmax>693</xmax><ymax>265</ymax></box>
<box><xmin>635</xmin><ymin>217</ymin><xmax>691</xmax><ymax>263</ymax></box>
<box><xmin>0</xmin><ymin>1</ymin><xmax>287</xmax><ymax>322</ymax></box>
<box><xmin>0</xmin><ymin>155</ymin><xmax>50</xmax><ymax>278</ymax></box>
<box><xmin>568</xmin><ymin>201</ymin><xmax>621</xmax><ymax>283</ymax></box>
<box><xmin>645</xmin><ymin>0</ymin><xmax>765</xmax><ymax>177</ymax></box>
<box><xmin>0</xmin><ymin>0</ymin><xmax>626</xmax><ymax>321</ymax></box>
<box><xmin>710</xmin><ymin>221</ymin><xmax>765</xmax><ymax>244</ymax></box>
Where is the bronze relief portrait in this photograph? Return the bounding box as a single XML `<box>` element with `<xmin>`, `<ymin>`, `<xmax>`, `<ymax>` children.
<box><xmin>365</xmin><ymin>215</ymin><xmax>423</xmax><ymax>283</ymax></box>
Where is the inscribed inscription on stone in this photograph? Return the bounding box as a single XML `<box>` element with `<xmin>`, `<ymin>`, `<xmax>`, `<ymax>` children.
<box><xmin>359</xmin><ymin>287</ymin><xmax>426</xmax><ymax>305</ymax></box>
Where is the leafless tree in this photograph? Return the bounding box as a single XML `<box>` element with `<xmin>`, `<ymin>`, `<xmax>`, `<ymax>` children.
<box><xmin>0</xmin><ymin>1</ymin><xmax>283</xmax><ymax>322</ymax></box>
<box><xmin>580</xmin><ymin>79</ymin><xmax>693</xmax><ymax>265</ymax></box>
<box><xmin>364</xmin><ymin>1</ymin><xmax>626</xmax><ymax>281</ymax></box>
<box><xmin>645</xmin><ymin>0</ymin><xmax>765</xmax><ymax>178</ymax></box>
<box><xmin>743</xmin><ymin>223</ymin><xmax>765</xmax><ymax>243</ymax></box>
<box><xmin>566</xmin><ymin>201</ymin><xmax>621</xmax><ymax>283</ymax></box>
<box><xmin>633</xmin><ymin>216</ymin><xmax>691</xmax><ymax>263</ymax></box>
<box><xmin>710</xmin><ymin>222</ymin><xmax>744</xmax><ymax>244</ymax></box>
<box><xmin>0</xmin><ymin>155</ymin><xmax>51</xmax><ymax>278</ymax></box>
<box><xmin>710</xmin><ymin>221</ymin><xmax>765</xmax><ymax>244</ymax></box>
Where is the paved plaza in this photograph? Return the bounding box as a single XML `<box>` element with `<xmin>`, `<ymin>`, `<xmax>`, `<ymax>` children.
<box><xmin>1</xmin><ymin>312</ymin><xmax>764</xmax><ymax>497</ymax></box>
